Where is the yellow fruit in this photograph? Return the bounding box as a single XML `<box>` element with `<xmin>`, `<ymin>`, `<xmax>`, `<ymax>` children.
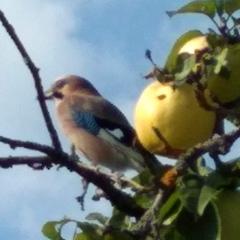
<box><xmin>179</xmin><ymin>35</ymin><xmax>240</xmax><ymax>105</ymax></box>
<box><xmin>179</xmin><ymin>35</ymin><xmax>209</xmax><ymax>54</ymax></box>
<box><xmin>214</xmin><ymin>190</ymin><xmax>240</xmax><ymax>240</ymax></box>
<box><xmin>134</xmin><ymin>81</ymin><xmax>216</xmax><ymax>158</ymax></box>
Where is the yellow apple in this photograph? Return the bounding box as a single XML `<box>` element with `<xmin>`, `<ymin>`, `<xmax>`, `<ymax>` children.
<box><xmin>213</xmin><ymin>190</ymin><xmax>240</xmax><ymax>240</ymax></box>
<box><xmin>179</xmin><ymin>35</ymin><xmax>209</xmax><ymax>54</ymax></box>
<box><xmin>134</xmin><ymin>81</ymin><xmax>216</xmax><ymax>158</ymax></box>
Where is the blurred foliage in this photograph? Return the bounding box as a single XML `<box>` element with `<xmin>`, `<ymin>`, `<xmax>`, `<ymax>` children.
<box><xmin>42</xmin><ymin>0</ymin><xmax>240</xmax><ymax>239</ymax></box>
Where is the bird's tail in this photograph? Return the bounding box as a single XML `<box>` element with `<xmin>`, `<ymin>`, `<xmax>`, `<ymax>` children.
<box><xmin>133</xmin><ymin>138</ymin><xmax>168</xmax><ymax>174</ymax></box>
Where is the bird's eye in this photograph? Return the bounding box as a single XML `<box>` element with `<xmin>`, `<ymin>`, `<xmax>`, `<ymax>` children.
<box><xmin>53</xmin><ymin>92</ymin><xmax>63</xmax><ymax>99</ymax></box>
<box><xmin>55</xmin><ymin>80</ymin><xmax>66</xmax><ymax>89</ymax></box>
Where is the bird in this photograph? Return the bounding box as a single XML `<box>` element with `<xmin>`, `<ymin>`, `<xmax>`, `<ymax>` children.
<box><xmin>44</xmin><ymin>75</ymin><xmax>156</xmax><ymax>172</ymax></box>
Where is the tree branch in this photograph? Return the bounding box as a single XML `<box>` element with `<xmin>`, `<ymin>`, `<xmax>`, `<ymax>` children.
<box><xmin>133</xmin><ymin>190</ymin><xmax>164</xmax><ymax>238</ymax></box>
<box><xmin>180</xmin><ymin>127</ymin><xmax>240</xmax><ymax>163</ymax></box>
<box><xmin>0</xmin><ymin>135</ymin><xmax>57</xmax><ymax>156</ymax></box>
<box><xmin>0</xmin><ymin>9</ymin><xmax>62</xmax><ymax>151</ymax></box>
<box><xmin>0</xmin><ymin>9</ymin><xmax>147</xmax><ymax>218</ymax></box>
<box><xmin>0</xmin><ymin>156</ymin><xmax>52</xmax><ymax>169</ymax></box>
<box><xmin>172</xmin><ymin>127</ymin><xmax>240</xmax><ymax>177</ymax></box>
<box><xmin>0</xmin><ymin>135</ymin><xmax>145</xmax><ymax>218</ymax></box>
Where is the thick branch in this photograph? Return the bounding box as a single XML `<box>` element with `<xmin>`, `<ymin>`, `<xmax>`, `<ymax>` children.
<box><xmin>174</xmin><ymin>127</ymin><xmax>240</xmax><ymax>175</ymax></box>
<box><xmin>0</xmin><ymin>10</ymin><xmax>61</xmax><ymax>151</ymax></box>
<box><xmin>180</xmin><ymin>127</ymin><xmax>240</xmax><ymax>163</ymax></box>
<box><xmin>133</xmin><ymin>190</ymin><xmax>164</xmax><ymax>237</ymax></box>
<box><xmin>0</xmin><ymin>135</ymin><xmax>145</xmax><ymax>218</ymax></box>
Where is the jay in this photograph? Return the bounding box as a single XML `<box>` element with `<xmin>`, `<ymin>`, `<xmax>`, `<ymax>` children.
<box><xmin>44</xmin><ymin>75</ymin><xmax>154</xmax><ymax>172</ymax></box>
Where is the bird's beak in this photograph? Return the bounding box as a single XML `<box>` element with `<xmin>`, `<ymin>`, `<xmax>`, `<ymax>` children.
<box><xmin>43</xmin><ymin>88</ymin><xmax>54</xmax><ymax>100</ymax></box>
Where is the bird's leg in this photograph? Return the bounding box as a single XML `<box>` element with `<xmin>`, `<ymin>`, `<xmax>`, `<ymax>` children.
<box><xmin>70</xmin><ymin>144</ymin><xmax>79</xmax><ymax>161</ymax></box>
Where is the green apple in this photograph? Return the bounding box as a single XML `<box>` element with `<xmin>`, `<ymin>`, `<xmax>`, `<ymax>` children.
<box><xmin>178</xmin><ymin>34</ymin><xmax>240</xmax><ymax>106</ymax></box>
<box><xmin>214</xmin><ymin>190</ymin><xmax>240</xmax><ymax>240</ymax></box>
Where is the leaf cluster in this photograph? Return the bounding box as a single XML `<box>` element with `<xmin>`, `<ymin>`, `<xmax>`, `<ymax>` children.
<box><xmin>51</xmin><ymin>1</ymin><xmax>240</xmax><ymax>239</ymax></box>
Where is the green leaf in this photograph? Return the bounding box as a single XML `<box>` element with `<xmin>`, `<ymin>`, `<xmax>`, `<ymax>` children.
<box><xmin>195</xmin><ymin>157</ymin><xmax>213</xmax><ymax>176</ymax></box>
<box><xmin>77</xmin><ymin>222</ymin><xmax>100</xmax><ymax>232</ymax></box>
<box><xmin>134</xmin><ymin>193</ymin><xmax>154</xmax><ymax>209</ymax></box>
<box><xmin>215</xmin><ymin>0</ymin><xmax>224</xmax><ymax>16</ymax></box>
<box><xmin>103</xmin><ymin>231</ymin><xmax>134</xmax><ymax>240</ymax></box>
<box><xmin>165</xmin><ymin>203</ymin><xmax>220</xmax><ymax>240</ymax></box>
<box><xmin>164</xmin><ymin>30</ymin><xmax>204</xmax><ymax>73</ymax></box>
<box><xmin>77</xmin><ymin>222</ymin><xmax>102</xmax><ymax>239</ymax></box>
<box><xmin>158</xmin><ymin>191</ymin><xmax>183</xmax><ymax>225</ymax></box>
<box><xmin>85</xmin><ymin>213</ymin><xmax>108</xmax><ymax>225</ymax></box>
<box><xmin>198</xmin><ymin>186</ymin><xmax>220</xmax><ymax>216</ymax></box>
<box><xmin>166</xmin><ymin>1</ymin><xmax>216</xmax><ymax>19</ymax></box>
<box><xmin>174</xmin><ymin>53</ymin><xmax>198</xmax><ymax>85</ymax></box>
<box><xmin>74</xmin><ymin>232</ymin><xmax>99</xmax><ymax>240</ymax></box>
<box><xmin>180</xmin><ymin>187</ymin><xmax>201</xmax><ymax>218</ymax></box>
<box><xmin>179</xmin><ymin>174</ymin><xmax>203</xmax><ymax>217</ymax></box>
<box><xmin>214</xmin><ymin>47</ymin><xmax>228</xmax><ymax>74</ymax></box>
<box><xmin>108</xmin><ymin>208</ymin><xmax>131</xmax><ymax>230</ymax></box>
<box><xmin>224</xmin><ymin>0</ymin><xmax>240</xmax><ymax>14</ymax></box>
<box><xmin>42</xmin><ymin>221</ymin><xmax>63</xmax><ymax>240</ymax></box>
<box><xmin>205</xmin><ymin>171</ymin><xmax>232</xmax><ymax>189</ymax></box>
<box><xmin>197</xmin><ymin>169</ymin><xmax>237</xmax><ymax>216</ymax></box>
<box><xmin>132</xmin><ymin>169</ymin><xmax>154</xmax><ymax>186</ymax></box>
<box><xmin>206</xmin><ymin>33</ymin><xmax>227</xmax><ymax>49</ymax></box>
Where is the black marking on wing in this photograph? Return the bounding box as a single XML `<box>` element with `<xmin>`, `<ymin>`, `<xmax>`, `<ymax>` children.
<box><xmin>94</xmin><ymin>117</ymin><xmax>135</xmax><ymax>146</ymax></box>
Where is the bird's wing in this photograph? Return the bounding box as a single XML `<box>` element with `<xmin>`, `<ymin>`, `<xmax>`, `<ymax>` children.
<box><xmin>67</xmin><ymin>95</ymin><xmax>135</xmax><ymax>146</ymax></box>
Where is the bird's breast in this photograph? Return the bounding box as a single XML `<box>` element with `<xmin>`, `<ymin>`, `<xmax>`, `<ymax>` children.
<box><xmin>55</xmin><ymin>100</ymin><xmax>78</xmax><ymax>136</ymax></box>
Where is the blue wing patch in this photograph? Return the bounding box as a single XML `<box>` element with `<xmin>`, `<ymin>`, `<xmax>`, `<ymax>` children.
<box><xmin>71</xmin><ymin>109</ymin><xmax>100</xmax><ymax>135</ymax></box>
<box><xmin>71</xmin><ymin>109</ymin><xmax>134</xmax><ymax>147</ymax></box>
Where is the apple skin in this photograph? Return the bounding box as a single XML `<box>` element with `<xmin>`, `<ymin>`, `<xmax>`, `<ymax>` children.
<box><xmin>179</xmin><ymin>35</ymin><xmax>209</xmax><ymax>54</ymax></box>
<box><xmin>179</xmin><ymin>35</ymin><xmax>240</xmax><ymax>105</ymax></box>
<box><xmin>207</xmin><ymin>44</ymin><xmax>240</xmax><ymax>104</ymax></box>
<box><xmin>134</xmin><ymin>81</ymin><xmax>216</xmax><ymax>158</ymax></box>
<box><xmin>214</xmin><ymin>190</ymin><xmax>240</xmax><ymax>240</ymax></box>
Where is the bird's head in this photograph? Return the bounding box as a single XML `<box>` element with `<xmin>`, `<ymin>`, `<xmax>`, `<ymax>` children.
<box><xmin>44</xmin><ymin>75</ymin><xmax>101</xmax><ymax>100</ymax></box>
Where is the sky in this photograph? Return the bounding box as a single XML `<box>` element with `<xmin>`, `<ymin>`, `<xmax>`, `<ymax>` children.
<box><xmin>0</xmin><ymin>1</ymin><xmax>239</xmax><ymax>239</ymax></box>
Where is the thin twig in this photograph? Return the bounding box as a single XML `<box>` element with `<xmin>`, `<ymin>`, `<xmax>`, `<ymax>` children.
<box><xmin>0</xmin><ymin>10</ymin><xmax>62</xmax><ymax>151</ymax></box>
<box><xmin>0</xmin><ymin>156</ymin><xmax>52</xmax><ymax>169</ymax></box>
<box><xmin>54</xmin><ymin>159</ymin><xmax>145</xmax><ymax>218</ymax></box>
<box><xmin>76</xmin><ymin>179</ymin><xmax>89</xmax><ymax>211</ymax></box>
<box><xmin>0</xmin><ymin>135</ymin><xmax>57</xmax><ymax>156</ymax></box>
